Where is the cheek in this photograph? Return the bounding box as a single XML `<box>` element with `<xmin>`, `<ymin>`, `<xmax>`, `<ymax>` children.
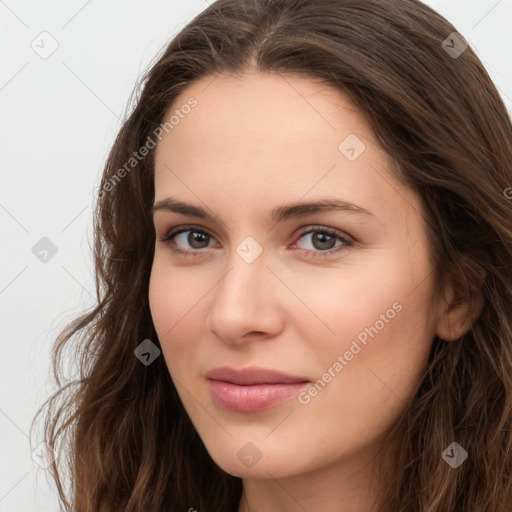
<box><xmin>286</xmin><ymin>321</ymin><xmax>432</xmax><ymax>471</ymax></box>
<box><xmin>306</xmin><ymin>278</ymin><xmax>435</xmax><ymax>440</ymax></box>
<box><xmin>148</xmin><ymin>260</ymin><xmax>199</xmax><ymax>374</ymax></box>
<box><xmin>279</xmin><ymin>258</ymin><xmax>416</xmax><ymax>358</ymax></box>
<box><xmin>148</xmin><ymin>252</ymin><xmax>209</xmax><ymax>329</ymax></box>
<box><xmin>299</xmin><ymin>251</ymin><xmax>435</xmax><ymax>406</ymax></box>
<box><xmin>148</xmin><ymin>262</ymin><xmax>175</xmax><ymax>337</ymax></box>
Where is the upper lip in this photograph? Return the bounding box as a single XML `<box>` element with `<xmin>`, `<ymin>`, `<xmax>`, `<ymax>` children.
<box><xmin>206</xmin><ymin>366</ymin><xmax>310</xmax><ymax>385</ymax></box>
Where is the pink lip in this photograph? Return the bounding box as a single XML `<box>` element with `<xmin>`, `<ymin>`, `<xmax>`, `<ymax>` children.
<box><xmin>206</xmin><ymin>366</ymin><xmax>310</xmax><ymax>385</ymax></box>
<box><xmin>206</xmin><ymin>366</ymin><xmax>310</xmax><ymax>412</ymax></box>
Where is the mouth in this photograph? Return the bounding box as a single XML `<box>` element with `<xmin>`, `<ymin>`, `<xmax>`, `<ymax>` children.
<box><xmin>205</xmin><ymin>366</ymin><xmax>310</xmax><ymax>412</ymax></box>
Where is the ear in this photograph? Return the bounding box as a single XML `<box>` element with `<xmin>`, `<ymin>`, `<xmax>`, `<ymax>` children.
<box><xmin>435</xmin><ymin>266</ymin><xmax>486</xmax><ymax>341</ymax></box>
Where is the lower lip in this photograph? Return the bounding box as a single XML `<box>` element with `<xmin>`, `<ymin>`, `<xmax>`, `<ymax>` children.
<box><xmin>207</xmin><ymin>379</ymin><xmax>309</xmax><ymax>412</ymax></box>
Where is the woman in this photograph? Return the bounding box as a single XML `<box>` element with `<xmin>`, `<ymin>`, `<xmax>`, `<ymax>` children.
<box><xmin>34</xmin><ymin>0</ymin><xmax>512</xmax><ymax>510</ymax></box>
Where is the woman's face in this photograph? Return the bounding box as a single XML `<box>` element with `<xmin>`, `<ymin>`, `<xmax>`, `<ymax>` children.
<box><xmin>149</xmin><ymin>71</ymin><xmax>442</xmax><ymax>481</ymax></box>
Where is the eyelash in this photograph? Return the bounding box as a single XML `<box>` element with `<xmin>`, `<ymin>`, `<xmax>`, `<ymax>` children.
<box><xmin>158</xmin><ymin>224</ymin><xmax>354</xmax><ymax>259</ymax></box>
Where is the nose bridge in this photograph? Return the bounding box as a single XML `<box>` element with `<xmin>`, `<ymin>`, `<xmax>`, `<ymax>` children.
<box><xmin>206</xmin><ymin>239</ymin><xmax>283</xmax><ymax>341</ymax></box>
<box><xmin>213</xmin><ymin>242</ymin><xmax>269</xmax><ymax>313</ymax></box>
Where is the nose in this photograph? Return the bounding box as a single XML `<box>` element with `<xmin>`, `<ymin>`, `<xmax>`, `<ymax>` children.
<box><xmin>205</xmin><ymin>247</ymin><xmax>284</xmax><ymax>345</ymax></box>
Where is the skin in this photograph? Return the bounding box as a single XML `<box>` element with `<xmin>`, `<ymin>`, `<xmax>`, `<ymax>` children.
<box><xmin>148</xmin><ymin>70</ymin><xmax>479</xmax><ymax>512</ymax></box>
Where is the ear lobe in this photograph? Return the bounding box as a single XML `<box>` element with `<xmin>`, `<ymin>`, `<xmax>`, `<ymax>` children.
<box><xmin>435</xmin><ymin>269</ymin><xmax>485</xmax><ymax>341</ymax></box>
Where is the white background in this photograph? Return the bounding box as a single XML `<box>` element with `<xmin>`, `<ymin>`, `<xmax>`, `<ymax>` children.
<box><xmin>1</xmin><ymin>1</ymin><xmax>511</xmax><ymax>510</ymax></box>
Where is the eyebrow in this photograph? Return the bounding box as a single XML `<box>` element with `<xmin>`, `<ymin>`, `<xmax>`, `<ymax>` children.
<box><xmin>152</xmin><ymin>196</ymin><xmax>375</xmax><ymax>223</ymax></box>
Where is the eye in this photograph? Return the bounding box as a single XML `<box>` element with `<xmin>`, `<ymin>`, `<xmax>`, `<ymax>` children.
<box><xmin>158</xmin><ymin>225</ymin><xmax>217</xmax><ymax>258</ymax></box>
<box><xmin>158</xmin><ymin>224</ymin><xmax>354</xmax><ymax>259</ymax></box>
<box><xmin>292</xmin><ymin>226</ymin><xmax>353</xmax><ymax>258</ymax></box>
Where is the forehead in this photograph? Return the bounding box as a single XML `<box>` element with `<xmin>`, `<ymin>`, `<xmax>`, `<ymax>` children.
<box><xmin>153</xmin><ymin>71</ymin><xmax>416</xmax><ymax>225</ymax></box>
<box><xmin>155</xmin><ymin>70</ymin><xmax>379</xmax><ymax>164</ymax></box>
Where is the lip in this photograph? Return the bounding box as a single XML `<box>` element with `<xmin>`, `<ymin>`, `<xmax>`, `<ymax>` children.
<box><xmin>206</xmin><ymin>366</ymin><xmax>310</xmax><ymax>412</ymax></box>
<box><xmin>206</xmin><ymin>366</ymin><xmax>310</xmax><ymax>385</ymax></box>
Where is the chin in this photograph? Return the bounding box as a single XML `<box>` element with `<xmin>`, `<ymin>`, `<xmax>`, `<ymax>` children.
<box><xmin>201</xmin><ymin>436</ymin><xmax>307</xmax><ymax>480</ymax></box>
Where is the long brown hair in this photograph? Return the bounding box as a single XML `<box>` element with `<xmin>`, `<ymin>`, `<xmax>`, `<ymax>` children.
<box><xmin>32</xmin><ymin>0</ymin><xmax>512</xmax><ymax>510</ymax></box>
